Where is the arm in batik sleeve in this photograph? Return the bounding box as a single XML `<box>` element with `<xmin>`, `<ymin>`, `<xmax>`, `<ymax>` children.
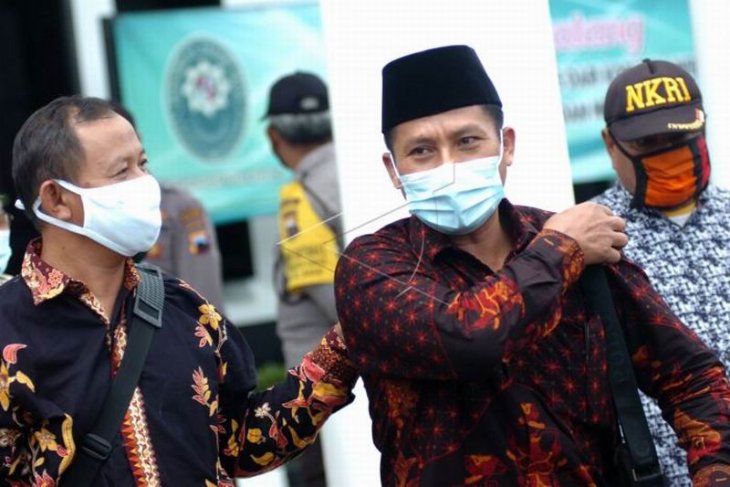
<box><xmin>0</xmin><ymin>344</ymin><xmax>76</xmax><ymax>483</ymax></box>
<box><xmin>219</xmin><ymin>327</ymin><xmax>358</xmax><ymax>478</ymax></box>
<box><xmin>607</xmin><ymin>261</ymin><xmax>730</xmax><ymax>486</ymax></box>
<box><xmin>335</xmin><ymin>229</ymin><xmax>585</xmax><ymax>381</ymax></box>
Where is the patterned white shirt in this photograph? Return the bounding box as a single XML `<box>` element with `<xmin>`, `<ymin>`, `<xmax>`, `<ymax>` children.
<box><xmin>595</xmin><ymin>183</ymin><xmax>730</xmax><ymax>486</ymax></box>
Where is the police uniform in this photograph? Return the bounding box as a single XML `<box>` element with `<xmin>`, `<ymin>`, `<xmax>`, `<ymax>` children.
<box><xmin>275</xmin><ymin>141</ymin><xmax>341</xmax><ymax>368</ymax></box>
<box><xmin>144</xmin><ymin>185</ymin><xmax>225</xmax><ymax>311</ymax></box>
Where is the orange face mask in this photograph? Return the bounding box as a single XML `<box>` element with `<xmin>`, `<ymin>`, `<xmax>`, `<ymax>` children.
<box><xmin>616</xmin><ymin>134</ymin><xmax>711</xmax><ymax>209</ymax></box>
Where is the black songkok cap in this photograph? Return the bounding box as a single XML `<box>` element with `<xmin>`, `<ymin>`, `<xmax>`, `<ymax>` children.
<box><xmin>381</xmin><ymin>45</ymin><xmax>502</xmax><ymax>133</ymax></box>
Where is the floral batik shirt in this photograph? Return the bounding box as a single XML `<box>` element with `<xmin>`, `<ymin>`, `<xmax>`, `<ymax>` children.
<box><xmin>335</xmin><ymin>199</ymin><xmax>730</xmax><ymax>486</ymax></box>
<box><xmin>0</xmin><ymin>239</ymin><xmax>358</xmax><ymax>486</ymax></box>
<box><xmin>596</xmin><ymin>183</ymin><xmax>730</xmax><ymax>486</ymax></box>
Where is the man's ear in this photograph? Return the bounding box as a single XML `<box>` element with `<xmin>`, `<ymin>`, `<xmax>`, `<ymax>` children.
<box><xmin>382</xmin><ymin>152</ymin><xmax>402</xmax><ymax>190</ymax></box>
<box><xmin>37</xmin><ymin>181</ymin><xmax>76</xmax><ymax>223</ymax></box>
<box><xmin>497</xmin><ymin>127</ymin><xmax>516</xmax><ymax>184</ymax></box>
<box><xmin>267</xmin><ymin>125</ymin><xmax>290</xmax><ymax>168</ymax></box>
<box><xmin>601</xmin><ymin>127</ymin><xmax>620</xmax><ymax>163</ymax></box>
<box><xmin>501</xmin><ymin>127</ymin><xmax>516</xmax><ymax>168</ymax></box>
<box><xmin>266</xmin><ymin>125</ymin><xmax>281</xmax><ymax>146</ymax></box>
<box><xmin>601</xmin><ymin>127</ymin><xmax>615</xmax><ymax>151</ymax></box>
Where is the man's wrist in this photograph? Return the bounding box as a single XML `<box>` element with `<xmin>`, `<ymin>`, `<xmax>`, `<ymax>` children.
<box><xmin>308</xmin><ymin>327</ymin><xmax>358</xmax><ymax>386</ymax></box>
<box><xmin>531</xmin><ymin>228</ymin><xmax>586</xmax><ymax>288</ymax></box>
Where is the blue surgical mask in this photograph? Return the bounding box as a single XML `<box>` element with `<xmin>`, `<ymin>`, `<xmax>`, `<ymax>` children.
<box><xmin>396</xmin><ymin>140</ymin><xmax>505</xmax><ymax>235</ymax></box>
<box><xmin>0</xmin><ymin>229</ymin><xmax>10</xmax><ymax>274</ymax></box>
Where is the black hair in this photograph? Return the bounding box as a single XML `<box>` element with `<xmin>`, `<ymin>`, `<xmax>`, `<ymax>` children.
<box><xmin>12</xmin><ymin>95</ymin><xmax>117</xmax><ymax>222</ymax></box>
<box><xmin>108</xmin><ymin>99</ymin><xmax>137</xmax><ymax>129</ymax></box>
<box><xmin>268</xmin><ymin>112</ymin><xmax>333</xmax><ymax>145</ymax></box>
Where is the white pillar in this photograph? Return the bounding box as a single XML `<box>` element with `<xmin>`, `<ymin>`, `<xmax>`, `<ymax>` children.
<box><xmin>68</xmin><ymin>0</ymin><xmax>116</xmax><ymax>97</ymax></box>
<box><xmin>236</xmin><ymin>468</ymin><xmax>287</xmax><ymax>487</ymax></box>
<box><xmin>689</xmin><ymin>0</ymin><xmax>730</xmax><ymax>189</ymax></box>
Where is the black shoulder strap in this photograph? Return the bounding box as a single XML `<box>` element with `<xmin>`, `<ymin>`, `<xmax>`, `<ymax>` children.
<box><xmin>580</xmin><ymin>265</ymin><xmax>664</xmax><ymax>486</ymax></box>
<box><xmin>61</xmin><ymin>265</ymin><xmax>164</xmax><ymax>487</ymax></box>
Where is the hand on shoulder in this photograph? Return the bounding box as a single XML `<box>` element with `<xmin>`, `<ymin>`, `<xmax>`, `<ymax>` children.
<box><xmin>544</xmin><ymin>202</ymin><xmax>628</xmax><ymax>265</ymax></box>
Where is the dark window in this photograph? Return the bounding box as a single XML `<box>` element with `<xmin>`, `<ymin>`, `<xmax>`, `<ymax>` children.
<box><xmin>0</xmin><ymin>0</ymin><xmax>78</xmax><ymax>274</ymax></box>
<box><xmin>573</xmin><ymin>180</ymin><xmax>614</xmax><ymax>203</ymax></box>
<box><xmin>115</xmin><ymin>0</ymin><xmax>218</xmax><ymax>12</ymax></box>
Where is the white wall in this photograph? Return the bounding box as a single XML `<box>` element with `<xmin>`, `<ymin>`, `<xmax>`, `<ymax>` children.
<box><xmin>319</xmin><ymin>0</ymin><xmax>572</xmax><ymax>484</ymax></box>
<box><xmin>690</xmin><ymin>0</ymin><xmax>730</xmax><ymax>189</ymax></box>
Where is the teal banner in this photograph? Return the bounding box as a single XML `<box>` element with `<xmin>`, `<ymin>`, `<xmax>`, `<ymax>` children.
<box><xmin>549</xmin><ymin>0</ymin><xmax>696</xmax><ymax>183</ymax></box>
<box><xmin>111</xmin><ymin>2</ymin><xmax>327</xmax><ymax>223</ymax></box>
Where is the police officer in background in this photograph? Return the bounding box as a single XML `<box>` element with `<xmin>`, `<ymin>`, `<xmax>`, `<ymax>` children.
<box><xmin>265</xmin><ymin>72</ymin><xmax>341</xmax><ymax>369</ymax></box>
<box><xmin>144</xmin><ymin>184</ymin><xmax>225</xmax><ymax>312</ymax></box>
<box><xmin>0</xmin><ymin>194</ymin><xmax>12</xmax><ymax>284</ymax></box>
<box><xmin>264</xmin><ymin>71</ymin><xmax>342</xmax><ymax>487</ymax></box>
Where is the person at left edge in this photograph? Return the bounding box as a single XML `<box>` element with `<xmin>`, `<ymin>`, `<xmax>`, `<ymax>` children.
<box><xmin>0</xmin><ymin>196</ymin><xmax>11</xmax><ymax>285</ymax></box>
<box><xmin>0</xmin><ymin>96</ymin><xmax>358</xmax><ymax>485</ymax></box>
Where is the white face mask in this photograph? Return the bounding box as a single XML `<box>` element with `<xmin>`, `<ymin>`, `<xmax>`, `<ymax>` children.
<box><xmin>0</xmin><ymin>229</ymin><xmax>10</xmax><ymax>273</ymax></box>
<box><xmin>32</xmin><ymin>175</ymin><xmax>162</xmax><ymax>257</ymax></box>
<box><xmin>396</xmin><ymin>139</ymin><xmax>505</xmax><ymax>235</ymax></box>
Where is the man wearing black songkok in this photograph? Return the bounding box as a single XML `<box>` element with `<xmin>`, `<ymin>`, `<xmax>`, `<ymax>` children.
<box><xmin>334</xmin><ymin>45</ymin><xmax>730</xmax><ymax>486</ymax></box>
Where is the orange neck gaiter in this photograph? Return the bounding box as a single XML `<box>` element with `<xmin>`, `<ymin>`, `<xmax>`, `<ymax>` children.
<box><xmin>614</xmin><ymin>134</ymin><xmax>711</xmax><ymax>210</ymax></box>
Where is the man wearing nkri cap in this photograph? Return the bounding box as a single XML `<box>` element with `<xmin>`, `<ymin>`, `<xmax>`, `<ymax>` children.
<box><xmin>334</xmin><ymin>45</ymin><xmax>730</xmax><ymax>485</ymax></box>
<box><xmin>263</xmin><ymin>72</ymin><xmax>342</xmax><ymax>487</ymax></box>
<box><xmin>595</xmin><ymin>59</ymin><xmax>730</xmax><ymax>485</ymax></box>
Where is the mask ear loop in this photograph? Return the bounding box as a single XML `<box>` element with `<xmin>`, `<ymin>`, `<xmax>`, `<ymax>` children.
<box><xmin>387</xmin><ymin>153</ymin><xmax>404</xmax><ymax>190</ymax></box>
<box><xmin>689</xmin><ymin>134</ymin><xmax>711</xmax><ymax>198</ymax></box>
<box><xmin>21</xmin><ymin>180</ymin><xmax>87</xmax><ymax>231</ymax></box>
<box><xmin>608</xmin><ymin>130</ymin><xmax>648</xmax><ymax>209</ymax></box>
<box><xmin>497</xmin><ymin>129</ymin><xmax>504</xmax><ymax>165</ymax></box>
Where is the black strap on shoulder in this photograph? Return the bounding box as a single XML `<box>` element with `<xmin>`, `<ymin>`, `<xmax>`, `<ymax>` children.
<box><xmin>61</xmin><ymin>265</ymin><xmax>164</xmax><ymax>487</ymax></box>
<box><xmin>581</xmin><ymin>265</ymin><xmax>664</xmax><ymax>486</ymax></box>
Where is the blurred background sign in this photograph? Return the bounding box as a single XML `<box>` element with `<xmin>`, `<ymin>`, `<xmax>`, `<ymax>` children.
<box><xmin>549</xmin><ymin>0</ymin><xmax>696</xmax><ymax>184</ymax></box>
<box><xmin>107</xmin><ymin>2</ymin><xmax>327</xmax><ymax>223</ymax></box>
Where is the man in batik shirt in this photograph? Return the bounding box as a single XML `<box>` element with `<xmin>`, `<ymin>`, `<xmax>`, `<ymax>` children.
<box><xmin>335</xmin><ymin>45</ymin><xmax>730</xmax><ymax>486</ymax></box>
<box><xmin>595</xmin><ymin>59</ymin><xmax>730</xmax><ymax>486</ymax></box>
<box><xmin>0</xmin><ymin>96</ymin><xmax>358</xmax><ymax>485</ymax></box>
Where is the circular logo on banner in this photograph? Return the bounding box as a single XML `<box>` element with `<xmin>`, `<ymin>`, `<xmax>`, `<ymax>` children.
<box><xmin>166</xmin><ymin>38</ymin><xmax>246</xmax><ymax>160</ymax></box>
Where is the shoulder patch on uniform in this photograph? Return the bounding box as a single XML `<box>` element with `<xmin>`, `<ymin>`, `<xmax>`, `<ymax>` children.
<box><xmin>188</xmin><ymin>230</ymin><xmax>211</xmax><ymax>255</ymax></box>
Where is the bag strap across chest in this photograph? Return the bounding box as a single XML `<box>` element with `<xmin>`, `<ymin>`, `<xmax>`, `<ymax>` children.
<box><xmin>581</xmin><ymin>265</ymin><xmax>664</xmax><ymax>486</ymax></box>
<box><xmin>61</xmin><ymin>264</ymin><xmax>164</xmax><ymax>487</ymax></box>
